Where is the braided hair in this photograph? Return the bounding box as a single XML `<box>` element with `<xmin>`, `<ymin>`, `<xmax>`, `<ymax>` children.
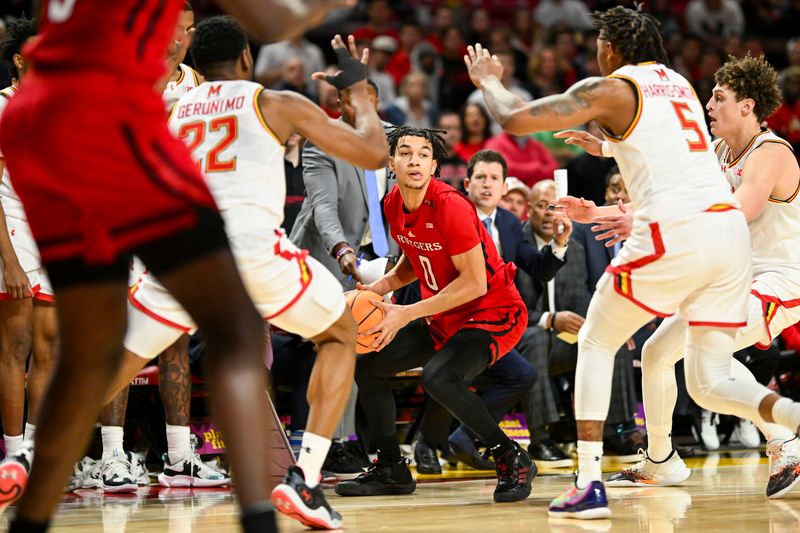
<box><xmin>386</xmin><ymin>125</ymin><xmax>448</xmax><ymax>177</ymax></box>
<box><xmin>592</xmin><ymin>4</ymin><xmax>669</xmax><ymax>66</ymax></box>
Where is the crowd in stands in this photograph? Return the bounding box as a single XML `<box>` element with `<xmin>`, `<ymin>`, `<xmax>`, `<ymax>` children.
<box><xmin>2</xmin><ymin>0</ymin><xmax>800</xmax><ymax>477</ymax></box>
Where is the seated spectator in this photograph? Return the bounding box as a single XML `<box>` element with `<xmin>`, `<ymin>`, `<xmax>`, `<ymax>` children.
<box><xmin>368</xmin><ymin>35</ymin><xmax>399</xmax><ymax>109</ymax></box>
<box><xmin>411</xmin><ymin>42</ymin><xmax>442</xmax><ymax>109</ymax></box>
<box><xmin>467</xmin><ymin>51</ymin><xmax>532</xmax><ymax>135</ymax></box>
<box><xmin>387</xmin><ymin>21</ymin><xmax>424</xmax><ymax>85</ymax></box>
<box><xmin>526</xmin><ymin>47</ymin><xmax>569</xmax><ymax>99</ymax></box>
<box><xmin>436</xmin><ymin>111</ymin><xmax>468</xmax><ymax>190</ymax></box>
<box><xmin>685</xmin><ymin>0</ymin><xmax>744</xmax><ymax>41</ymax></box>
<box><xmin>254</xmin><ymin>35</ymin><xmax>324</xmax><ymax>95</ymax></box>
<box><xmin>384</xmin><ymin>72</ymin><xmax>437</xmax><ymax>128</ymax></box>
<box><xmin>274</xmin><ymin>57</ymin><xmax>312</xmax><ymax>99</ymax></box>
<box><xmin>352</xmin><ymin>0</ymin><xmax>400</xmax><ymax>43</ymax></box>
<box><xmin>484</xmin><ymin>131</ymin><xmax>558</xmax><ymax>187</ymax></box>
<box><xmin>499</xmin><ymin>177</ymin><xmax>530</xmax><ymax>222</ymax></box>
<box><xmin>453</xmin><ymin>102</ymin><xmax>492</xmax><ymax>163</ymax></box>
<box><xmin>438</xmin><ymin>25</ymin><xmax>472</xmax><ymax>112</ymax></box>
<box><xmin>534</xmin><ymin>0</ymin><xmax>593</xmax><ymax>31</ymax></box>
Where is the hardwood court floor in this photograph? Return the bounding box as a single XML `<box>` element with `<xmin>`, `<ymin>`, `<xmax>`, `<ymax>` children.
<box><xmin>2</xmin><ymin>451</ymin><xmax>799</xmax><ymax>532</ymax></box>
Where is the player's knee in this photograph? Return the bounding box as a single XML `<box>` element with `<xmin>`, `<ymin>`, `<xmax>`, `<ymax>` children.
<box><xmin>421</xmin><ymin>364</ymin><xmax>459</xmax><ymax>398</ymax></box>
<box><xmin>0</xmin><ymin>329</ymin><xmax>32</xmax><ymax>365</ymax></box>
<box><xmin>315</xmin><ymin>310</ymin><xmax>357</xmax><ymax>351</ymax></box>
<box><xmin>684</xmin><ymin>371</ymin><xmax>719</xmax><ymax>410</ymax></box>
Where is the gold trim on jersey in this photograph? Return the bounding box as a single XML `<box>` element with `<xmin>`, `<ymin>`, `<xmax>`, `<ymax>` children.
<box><xmin>252</xmin><ymin>87</ymin><xmax>282</xmax><ymax>145</ymax></box>
<box><xmin>0</xmin><ymin>86</ymin><xmax>17</xmax><ymax>99</ymax></box>
<box><xmin>605</xmin><ymin>74</ymin><xmax>643</xmax><ymax>142</ymax></box>
<box><xmin>190</xmin><ymin>68</ymin><xmax>200</xmax><ymax>87</ymax></box>
<box><xmin>175</xmin><ymin>66</ymin><xmax>186</xmax><ymax>86</ymax></box>
<box><xmin>726</xmin><ymin>128</ymin><xmax>770</xmax><ymax>167</ymax></box>
<box><xmin>637</xmin><ymin>61</ymin><xmax>657</xmax><ymax>66</ymax></box>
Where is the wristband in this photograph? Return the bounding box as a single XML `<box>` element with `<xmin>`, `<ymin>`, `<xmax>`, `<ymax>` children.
<box><xmin>336</xmin><ymin>246</ymin><xmax>355</xmax><ymax>262</ymax></box>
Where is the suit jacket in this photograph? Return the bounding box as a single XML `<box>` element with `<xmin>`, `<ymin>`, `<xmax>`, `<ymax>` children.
<box><xmin>289</xmin><ymin>128</ymin><xmax>399</xmax><ymax>288</ymax></box>
<box><xmin>494</xmin><ymin>207</ymin><xmax>564</xmax><ymax>286</ymax></box>
<box><xmin>572</xmin><ymin>221</ymin><xmax>615</xmax><ymax>294</ymax></box>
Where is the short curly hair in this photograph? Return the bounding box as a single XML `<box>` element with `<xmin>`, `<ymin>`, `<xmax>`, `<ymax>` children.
<box><xmin>189</xmin><ymin>15</ymin><xmax>247</xmax><ymax>75</ymax></box>
<box><xmin>714</xmin><ymin>54</ymin><xmax>782</xmax><ymax>122</ymax></box>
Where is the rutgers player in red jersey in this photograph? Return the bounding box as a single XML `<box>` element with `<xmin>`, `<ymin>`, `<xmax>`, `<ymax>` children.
<box><xmin>335</xmin><ymin>126</ymin><xmax>535</xmax><ymax>503</ymax></box>
<box><xmin>0</xmin><ymin>1</ymin><xmax>358</xmax><ymax>532</ymax></box>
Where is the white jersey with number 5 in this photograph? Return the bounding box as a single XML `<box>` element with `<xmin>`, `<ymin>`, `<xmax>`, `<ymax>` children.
<box><xmin>168</xmin><ymin>79</ymin><xmax>285</xmax><ymax>237</ymax></box>
<box><xmin>602</xmin><ymin>63</ymin><xmax>737</xmax><ymax>224</ymax></box>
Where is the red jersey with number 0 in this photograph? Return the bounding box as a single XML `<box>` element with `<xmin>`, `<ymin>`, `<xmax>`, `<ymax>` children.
<box><xmin>27</xmin><ymin>0</ymin><xmax>184</xmax><ymax>84</ymax></box>
<box><xmin>384</xmin><ymin>178</ymin><xmax>527</xmax><ymax>362</ymax></box>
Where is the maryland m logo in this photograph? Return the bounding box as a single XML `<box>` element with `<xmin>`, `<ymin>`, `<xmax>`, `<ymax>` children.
<box><xmin>654</xmin><ymin>68</ymin><xmax>669</xmax><ymax>81</ymax></box>
<box><xmin>208</xmin><ymin>84</ymin><xmax>222</xmax><ymax>97</ymax></box>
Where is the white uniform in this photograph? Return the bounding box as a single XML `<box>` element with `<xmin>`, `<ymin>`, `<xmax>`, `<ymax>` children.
<box><xmin>162</xmin><ymin>63</ymin><xmax>200</xmax><ymax>107</ymax></box>
<box><xmin>0</xmin><ymin>86</ymin><xmax>53</xmax><ymax>301</ymax></box>
<box><xmin>600</xmin><ymin>63</ymin><xmax>750</xmax><ymax>325</ymax></box>
<box><xmin>715</xmin><ymin>130</ymin><xmax>800</xmax><ymax>347</ymax></box>
<box><xmin>125</xmin><ymin>80</ymin><xmax>345</xmax><ymax>357</ymax></box>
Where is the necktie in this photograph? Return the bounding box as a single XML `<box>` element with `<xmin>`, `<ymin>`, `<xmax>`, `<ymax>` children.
<box><xmin>364</xmin><ymin>170</ymin><xmax>389</xmax><ymax>257</ymax></box>
<box><xmin>482</xmin><ymin>217</ymin><xmax>492</xmax><ymax>234</ymax></box>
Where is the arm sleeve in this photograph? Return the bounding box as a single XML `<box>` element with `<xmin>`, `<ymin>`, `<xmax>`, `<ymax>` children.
<box><xmin>301</xmin><ymin>142</ymin><xmax>347</xmax><ymax>256</ymax></box>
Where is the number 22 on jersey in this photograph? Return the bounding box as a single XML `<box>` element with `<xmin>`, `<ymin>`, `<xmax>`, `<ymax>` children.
<box><xmin>178</xmin><ymin>116</ymin><xmax>239</xmax><ymax>173</ymax></box>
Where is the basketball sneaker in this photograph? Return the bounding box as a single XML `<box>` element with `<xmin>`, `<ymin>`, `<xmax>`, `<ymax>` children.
<box><xmin>0</xmin><ymin>442</ymin><xmax>32</xmax><ymax>510</ymax></box>
<box><xmin>733</xmin><ymin>419</ymin><xmax>761</xmax><ymax>449</ymax></box>
<box><xmin>606</xmin><ymin>449</ymin><xmax>691</xmax><ymax>487</ymax></box>
<box><xmin>334</xmin><ymin>457</ymin><xmax>416</xmax><ymax>496</ymax></box>
<box><xmin>128</xmin><ymin>452</ymin><xmax>151</xmax><ymax>486</ymax></box>
<box><xmin>322</xmin><ymin>441</ymin><xmax>366</xmax><ymax>480</ymax></box>
<box><xmin>493</xmin><ymin>441</ymin><xmax>536</xmax><ymax>502</ymax></box>
<box><xmin>766</xmin><ymin>435</ymin><xmax>800</xmax><ymax>499</ymax></box>
<box><xmin>548</xmin><ymin>480</ymin><xmax>611</xmax><ymax>519</ymax></box>
<box><xmin>81</xmin><ymin>457</ymin><xmax>105</xmax><ymax>489</ymax></box>
<box><xmin>271</xmin><ymin>465</ymin><xmax>342</xmax><ymax>529</ymax></box>
<box><xmin>692</xmin><ymin>409</ymin><xmax>719</xmax><ymax>450</ymax></box>
<box><xmin>101</xmin><ymin>450</ymin><xmax>138</xmax><ymax>493</ymax></box>
<box><xmin>158</xmin><ymin>452</ymin><xmax>231</xmax><ymax>488</ymax></box>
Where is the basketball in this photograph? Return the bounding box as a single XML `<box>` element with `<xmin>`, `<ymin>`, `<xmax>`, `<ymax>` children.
<box><xmin>346</xmin><ymin>290</ymin><xmax>385</xmax><ymax>354</ymax></box>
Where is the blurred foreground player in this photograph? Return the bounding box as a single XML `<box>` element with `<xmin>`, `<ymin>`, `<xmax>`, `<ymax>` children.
<box><xmin>0</xmin><ymin>1</ymin><xmax>358</xmax><ymax>532</ymax></box>
<box><xmin>100</xmin><ymin>19</ymin><xmax>386</xmax><ymax>529</ymax></box>
<box><xmin>336</xmin><ymin>126</ymin><xmax>535</xmax><ymax>503</ymax></box>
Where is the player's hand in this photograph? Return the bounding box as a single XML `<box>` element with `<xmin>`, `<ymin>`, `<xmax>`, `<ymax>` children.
<box><xmin>551</xmin><ymin>196</ymin><xmax>598</xmax><ymax>224</ymax></box>
<box><xmin>591</xmin><ymin>200</ymin><xmax>632</xmax><ymax>247</ymax></box>
<box><xmin>554</xmin><ymin>311</ymin><xmax>584</xmax><ymax>335</ymax></box>
<box><xmin>311</xmin><ymin>34</ymin><xmax>367</xmax><ymax>90</ymax></box>
<box><xmin>553</xmin><ymin>130</ymin><xmax>604</xmax><ymax>157</ymax></box>
<box><xmin>553</xmin><ymin>216</ymin><xmax>572</xmax><ymax>247</ymax></box>
<box><xmin>464</xmin><ymin>43</ymin><xmax>503</xmax><ymax>88</ymax></box>
<box><xmin>3</xmin><ymin>259</ymin><xmax>31</xmax><ymax>300</ymax></box>
<box><xmin>363</xmin><ymin>300</ymin><xmax>411</xmax><ymax>351</ymax></box>
<box><xmin>339</xmin><ymin>251</ymin><xmax>362</xmax><ymax>283</ymax></box>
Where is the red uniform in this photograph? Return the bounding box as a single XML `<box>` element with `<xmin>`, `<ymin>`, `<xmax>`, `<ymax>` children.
<box><xmin>0</xmin><ymin>0</ymin><xmax>216</xmax><ymax>265</ymax></box>
<box><xmin>384</xmin><ymin>178</ymin><xmax>527</xmax><ymax>363</ymax></box>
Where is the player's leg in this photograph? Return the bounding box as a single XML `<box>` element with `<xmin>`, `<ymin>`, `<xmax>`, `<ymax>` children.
<box><xmin>421</xmin><ymin>330</ymin><xmax>535</xmax><ymax>502</ymax></box>
<box><xmin>96</xmin><ymin>386</ymin><xmax>138</xmax><ymax>493</ymax></box>
<box><xmin>0</xmin><ymin>298</ymin><xmax>33</xmax><ymax>456</ymax></box>
<box><xmin>335</xmin><ymin>320</ymin><xmax>437</xmax><ymax>497</ymax></box>
<box><xmin>25</xmin><ymin>301</ymin><xmax>57</xmax><ymax>443</ymax></box>
<box><xmin>6</xmin><ymin>267</ymin><xmax>130</xmax><ymax>526</ymax></box>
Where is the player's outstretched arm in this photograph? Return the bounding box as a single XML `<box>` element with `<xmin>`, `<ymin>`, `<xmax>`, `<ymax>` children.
<box><xmin>464</xmin><ymin>44</ymin><xmax>623</xmax><ymax>135</ymax></box>
<box><xmin>218</xmin><ymin>0</ymin><xmax>356</xmax><ymax>43</ymax></box>
<box><xmin>264</xmin><ymin>35</ymin><xmax>388</xmax><ymax>170</ymax></box>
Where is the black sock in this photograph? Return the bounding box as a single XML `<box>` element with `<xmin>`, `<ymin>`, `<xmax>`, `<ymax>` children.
<box><xmin>9</xmin><ymin>517</ymin><xmax>49</xmax><ymax>533</ymax></box>
<box><xmin>375</xmin><ymin>436</ymin><xmax>402</xmax><ymax>464</ymax></box>
<box><xmin>241</xmin><ymin>501</ymin><xmax>277</xmax><ymax>533</ymax></box>
<box><xmin>486</xmin><ymin>429</ymin><xmax>514</xmax><ymax>457</ymax></box>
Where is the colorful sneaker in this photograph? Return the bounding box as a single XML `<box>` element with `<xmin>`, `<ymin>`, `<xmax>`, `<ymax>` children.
<box><xmin>493</xmin><ymin>441</ymin><xmax>536</xmax><ymax>502</ymax></box>
<box><xmin>766</xmin><ymin>435</ymin><xmax>800</xmax><ymax>499</ymax></box>
<box><xmin>334</xmin><ymin>458</ymin><xmax>416</xmax><ymax>496</ymax></box>
<box><xmin>158</xmin><ymin>452</ymin><xmax>231</xmax><ymax>488</ymax></box>
<box><xmin>548</xmin><ymin>481</ymin><xmax>612</xmax><ymax>519</ymax></box>
<box><xmin>0</xmin><ymin>443</ymin><xmax>32</xmax><ymax>510</ymax></box>
<box><xmin>101</xmin><ymin>451</ymin><xmax>138</xmax><ymax>493</ymax></box>
<box><xmin>272</xmin><ymin>465</ymin><xmax>342</xmax><ymax>529</ymax></box>
<box><xmin>606</xmin><ymin>449</ymin><xmax>690</xmax><ymax>487</ymax></box>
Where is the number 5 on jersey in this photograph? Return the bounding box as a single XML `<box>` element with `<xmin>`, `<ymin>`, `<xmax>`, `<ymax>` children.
<box><xmin>178</xmin><ymin>116</ymin><xmax>239</xmax><ymax>173</ymax></box>
<box><xmin>671</xmin><ymin>101</ymin><xmax>709</xmax><ymax>152</ymax></box>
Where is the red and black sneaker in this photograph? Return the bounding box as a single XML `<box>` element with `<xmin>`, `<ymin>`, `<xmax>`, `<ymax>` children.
<box><xmin>493</xmin><ymin>441</ymin><xmax>536</xmax><ymax>502</ymax></box>
<box><xmin>271</xmin><ymin>465</ymin><xmax>342</xmax><ymax>530</ymax></box>
<box><xmin>0</xmin><ymin>444</ymin><xmax>32</xmax><ymax>512</ymax></box>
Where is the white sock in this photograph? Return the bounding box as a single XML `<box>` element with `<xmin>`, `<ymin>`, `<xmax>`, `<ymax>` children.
<box><xmin>760</xmin><ymin>422</ymin><xmax>796</xmax><ymax>443</ymax></box>
<box><xmin>4</xmin><ymin>434</ymin><xmax>23</xmax><ymax>456</ymax></box>
<box><xmin>101</xmin><ymin>426</ymin><xmax>124</xmax><ymax>459</ymax></box>
<box><xmin>297</xmin><ymin>432</ymin><xmax>331</xmax><ymax>489</ymax></box>
<box><xmin>24</xmin><ymin>423</ymin><xmax>36</xmax><ymax>443</ymax></box>
<box><xmin>166</xmin><ymin>424</ymin><xmax>191</xmax><ymax>464</ymax></box>
<box><xmin>576</xmin><ymin>440</ymin><xmax>603</xmax><ymax>488</ymax></box>
<box><xmin>771</xmin><ymin>398</ymin><xmax>800</xmax><ymax>435</ymax></box>
<box><xmin>646</xmin><ymin>425</ymin><xmax>673</xmax><ymax>463</ymax></box>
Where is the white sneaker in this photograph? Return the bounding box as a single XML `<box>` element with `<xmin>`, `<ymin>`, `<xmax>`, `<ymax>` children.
<box><xmin>766</xmin><ymin>435</ymin><xmax>800</xmax><ymax>499</ymax></box>
<box><xmin>81</xmin><ymin>457</ymin><xmax>104</xmax><ymax>489</ymax></box>
<box><xmin>606</xmin><ymin>449</ymin><xmax>691</xmax><ymax>487</ymax></box>
<box><xmin>733</xmin><ymin>419</ymin><xmax>761</xmax><ymax>448</ymax></box>
<box><xmin>101</xmin><ymin>450</ymin><xmax>138</xmax><ymax>493</ymax></box>
<box><xmin>128</xmin><ymin>452</ymin><xmax>151</xmax><ymax>486</ymax></box>
<box><xmin>158</xmin><ymin>452</ymin><xmax>230</xmax><ymax>488</ymax></box>
<box><xmin>68</xmin><ymin>457</ymin><xmax>97</xmax><ymax>491</ymax></box>
<box><xmin>693</xmin><ymin>410</ymin><xmax>720</xmax><ymax>450</ymax></box>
